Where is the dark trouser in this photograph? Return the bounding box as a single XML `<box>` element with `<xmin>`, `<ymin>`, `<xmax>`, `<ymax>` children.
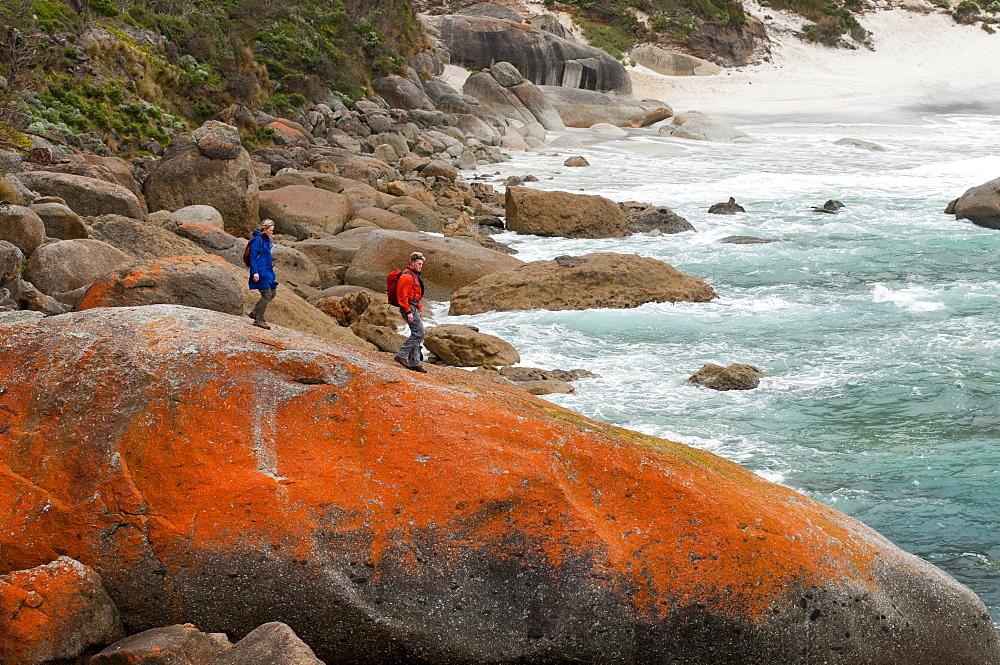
<box><xmin>395</xmin><ymin>302</ymin><xmax>424</xmax><ymax>368</ymax></box>
<box><xmin>251</xmin><ymin>287</ymin><xmax>276</xmax><ymax>322</ymax></box>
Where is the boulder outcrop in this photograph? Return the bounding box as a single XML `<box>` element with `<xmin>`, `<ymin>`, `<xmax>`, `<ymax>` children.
<box><xmin>1</xmin><ymin>304</ymin><xmax>997</xmax><ymax>664</ymax></box>
<box><xmin>505</xmin><ymin>187</ymin><xmax>629</xmax><ymax>238</ymax></box>
<box><xmin>629</xmin><ymin>45</ymin><xmax>721</xmax><ymax>76</ymax></box>
<box><xmin>449</xmin><ymin>253</ymin><xmax>717</xmax><ymax>314</ymax></box>
<box><xmin>78</xmin><ymin>255</ymin><xmax>244</xmax><ymax>315</ymax></box>
<box><xmin>540</xmin><ymin>86</ymin><xmax>671</xmax><ymax>128</ymax></box>
<box><xmin>620</xmin><ymin>201</ymin><xmax>695</xmax><ymax>234</ymax></box>
<box><xmin>0</xmin><ymin>203</ymin><xmax>46</xmax><ymax>255</ymax></box>
<box><xmin>428</xmin><ymin>14</ymin><xmax>632</xmax><ymax>95</ymax></box>
<box><xmin>144</xmin><ymin>125</ymin><xmax>260</xmax><ymax>239</ymax></box>
<box><xmin>210</xmin><ymin>622</ymin><xmax>324</xmax><ymax>665</ymax></box>
<box><xmin>258</xmin><ymin>185</ymin><xmax>354</xmax><ymax>239</ymax></box>
<box><xmin>344</xmin><ymin>230</ymin><xmax>523</xmax><ymax>300</ymax></box>
<box><xmin>87</xmin><ymin>214</ymin><xmax>207</xmax><ymax>260</ymax></box>
<box><xmin>23</xmin><ymin>239</ymin><xmax>131</xmax><ymax>296</ymax></box>
<box><xmin>91</xmin><ymin>623</ymin><xmax>231</xmax><ymax>665</ymax></box>
<box><xmin>661</xmin><ymin>111</ymin><xmax>749</xmax><ymax>142</ymax></box>
<box><xmin>18</xmin><ymin>171</ymin><xmax>145</xmax><ymax>220</ymax></box>
<box><xmin>953</xmin><ymin>177</ymin><xmax>1000</xmax><ymax>229</ymax></box>
<box><xmin>29</xmin><ymin>201</ymin><xmax>89</xmax><ymax>240</ymax></box>
<box><xmin>0</xmin><ymin>557</ymin><xmax>124</xmax><ymax>665</ymax></box>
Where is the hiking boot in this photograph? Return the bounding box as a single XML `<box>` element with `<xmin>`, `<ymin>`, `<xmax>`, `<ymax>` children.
<box><xmin>393</xmin><ymin>356</ymin><xmax>410</xmax><ymax>369</ymax></box>
<box><xmin>410</xmin><ymin>365</ymin><xmax>428</xmax><ymax>373</ymax></box>
<box><xmin>252</xmin><ymin>320</ymin><xmax>271</xmax><ymax>330</ymax></box>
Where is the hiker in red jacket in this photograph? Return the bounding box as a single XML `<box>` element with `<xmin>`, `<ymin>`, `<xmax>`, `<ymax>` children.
<box><xmin>394</xmin><ymin>252</ymin><xmax>427</xmax><ymax>373</ymax></box>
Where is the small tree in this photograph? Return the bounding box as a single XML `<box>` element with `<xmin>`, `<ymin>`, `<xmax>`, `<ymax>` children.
<box><xmin>0</xmin><ymin>0</ymin><xmax>40</xmax><ymax>150</ymax></box>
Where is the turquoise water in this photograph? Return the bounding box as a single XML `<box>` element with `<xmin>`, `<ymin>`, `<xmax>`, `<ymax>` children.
<box><xmin>442</xmin><ymin>115</ymin><xmax>1000</xmax><ymax>623</ymax></box>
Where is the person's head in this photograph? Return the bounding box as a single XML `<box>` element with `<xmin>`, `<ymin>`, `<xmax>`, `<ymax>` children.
<box><xmin>408</xmin><ymin>251</ymin><xmax>425</xmax><ymax>271</ymax></box>
<box><xmin>260</xmin><ymin>219</ymin><xmax>275</xmax><ymax>236</ymax></box>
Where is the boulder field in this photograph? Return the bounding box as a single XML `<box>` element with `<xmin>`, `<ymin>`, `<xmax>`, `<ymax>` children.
<box><xmin>1</xmin><ymin>305</ymin><xmax>997</xmax><ymax>664</ymax></box>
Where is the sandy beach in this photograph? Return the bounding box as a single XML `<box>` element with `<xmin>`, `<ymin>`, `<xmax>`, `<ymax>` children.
<box><xmin>630</xmin><ymin>8</ymin><xmax>1000</xmax><ymax>124</ymax></box>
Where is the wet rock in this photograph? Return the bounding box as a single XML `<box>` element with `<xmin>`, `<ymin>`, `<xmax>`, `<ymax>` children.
<box><xmin>812</xmin><ymin>200</ymin><xmax>844</xmax><ymax>214</ymax></box>
<box><xmin>953</xmin><ymin>177</ymin><xmax>1000</xmax><ymax>229</ymax></box>
<box><xmin>688</xmin><ymin>362</ymin><xmax>766</xmax><ymax>390</ymax></box>
<box><xmin>708</xmin><ymin>197</ymin><xmax>745</xmax><ymax>214</ymax></box>
<box><xmin>663</xmin><ymin>111</ymin><xmax>749</xmax><ymax>142</ymax></box>
<box><xmin>564</xmin><ymin>156</ymin><xmax>589</xmax><ymax>167</ymax></box>
<box><xmin>450</xmin><ymin>252</ymin><xmax>717</xmax><ymax>314</ymax></box>
<box><xmin>0</xmin><ymin>557</ymin><xmax>124</xmax><ymax>665</ymax></box>
<box><xmin>719</xmin><ymin>235</ymin><xmax>776</xmax><ymax>244</ymax></box>
<box><xmin>620</xmin><ymin>201</ymin><xmax>694</xmax><ymax>234</ymax></box>
<box><xmin>425</xmin><ymin>324</ymin><xmax>520</xmax><ymax>367</ymax></box>
<box><xmin>506</xmin><ymin>187</ymin><xmax>629</xmax><ymax>238</ymax></box>
<box><xmin>834</xmin><ymin>138</ymin><xmax>886</xmax><ymax>151</ymax></box>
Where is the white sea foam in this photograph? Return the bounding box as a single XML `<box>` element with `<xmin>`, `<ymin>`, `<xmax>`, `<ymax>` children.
<box><xmin>871</xmin><ymin>284</ymin><xmax>947</xmax><ymax>312</ymax></box>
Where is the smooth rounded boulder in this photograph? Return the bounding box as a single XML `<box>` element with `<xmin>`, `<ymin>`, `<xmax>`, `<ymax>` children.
<box><xmin>953</xmin><ymin>176</ymin><xmax>1000</xmax><ymax>229</ymax></box>
<box><xmin>78</xmin><ymin>255</ymin><xmax>244</xmax><ymax>315</ymax></box>
<box><xmin>29</xmin><ymin>201</ymin><xmax>89</xmax><ymax>240</ymax></box>
<box><xmin>688</xmin><ymin>362</ymin><xmax>767</xmax><ymax>390</ymax></box>
<box><xmin>1</xmin><ymin>305</ymin><xmax>997</xmax><ymax>664</ymax></box>
<box><xmin>23</xmin><ymin>239</ymin><xmax>131</xmax><ymax>295</ymax></box>
<box><xmin>344</xmin><ymin>230</ymin><xmax>523</xmax><ymax>300</ymax></box>
<box><xmin>258</xmin><ymin>185</ymin><xmax>354</xmax><ymax>239</ymax></box>
<box><xmin>144</xmin><ymin>127</ymin><xmax>260</xmax><ymax>239</ymax></box>
<box><xmin>0</xmin><ymin>557</ymin><xmax>124</xmax><ymax>665</ymax></box>
<box><xmin>165</xmin><ymin>205</ymin><xmax>225</xmax><ymax>230</ymax></box>
<box><xmin>424</xmin><ymin>324</ymin><xmax>520</xmax><ymax>367</ymax></box>
<box><xmin>17</xmin><ymin>171</ymin><xmax>145</xmax><ymax>219</ymax></box>
<box><xmin>505</xmin><ymin>187</ymin><xmax>629</xmax><ymax>239</ymax></box>
<box><xmin>539</xmin><ymin>86</ymin><xmax>671</xmax><ymax>128</ymax></box>
<box><xmin>450</xmin><ymin>252</ymin><xmax>717</xmax><ymax>314</ymax></box>
<box><xmin>0</xmin><ymin>203</ymin><xmax>46</xmax><ymax>255</ymax></box>
<box><xmin>87</xmin><ymin>214</ymin><xmax>206</xmax><ymax>260</ymax></box>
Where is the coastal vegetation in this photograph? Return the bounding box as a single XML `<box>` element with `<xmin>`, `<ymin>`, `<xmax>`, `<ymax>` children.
<box><xmin>0</xmin><ymin>0</ymin><xmax>427</xmax><ymax>153</ymax></box>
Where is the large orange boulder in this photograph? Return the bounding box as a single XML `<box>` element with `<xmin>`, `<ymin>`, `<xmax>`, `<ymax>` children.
<box><xmin>258</xmin><ymin>185</ymin><xmax>354</xmax><ymax>239</ymax></box>
<box><xmin>0</xmin><ymin>556</ymin><xmax>124</xmax><ymax>664</ymax></box>
<box><xmin>0</xmin><ymin>305</ymin><xmax>997</xmax><ymax>664</ymax></box>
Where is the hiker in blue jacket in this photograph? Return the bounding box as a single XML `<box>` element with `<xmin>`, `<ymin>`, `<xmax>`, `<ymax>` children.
<box><xmin>248</xmin><ymin>219</ymin><xmax>277</xmax><ymax>329</ymax></box>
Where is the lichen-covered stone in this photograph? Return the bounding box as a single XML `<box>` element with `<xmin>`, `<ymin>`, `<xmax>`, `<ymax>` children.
<box><xmin>1</xmin><ymin>306</ymin><xmax>998</xmax><ymax>665</ymax></box>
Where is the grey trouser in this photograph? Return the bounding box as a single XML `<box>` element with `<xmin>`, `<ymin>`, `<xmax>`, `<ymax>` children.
<box><xmin>395</xmin><ymin>302</ymin><xmax>424</xmax><ymax>367</ymax></box>
<box><xmin>252</xmin><ymin>287</ymin><xmax>276</xmax><ymax>322</ymax></box>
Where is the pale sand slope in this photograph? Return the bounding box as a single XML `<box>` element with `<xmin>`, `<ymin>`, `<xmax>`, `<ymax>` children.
<box><xmin>630</xmin><ymin>9</ymin><xmax>1000</xmax><ymax>124</ymax></box>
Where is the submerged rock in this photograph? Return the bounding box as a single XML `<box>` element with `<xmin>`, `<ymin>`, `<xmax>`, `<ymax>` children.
<box><xmin>708</xmin><ymin>197</ymin><xmax>746</xmax><ymax>214</ymax></box>
<box><xmin>688</xmin><ymin>362</ymin><xmax>766</xmax><ymax>390</ymax></box>
<box><xmin>953</xmin><ymin>176</ymin><xmax>1000</xmax><ymax>229</ymax></box>
<box><xmin>1</xmin><ymin>305</ymin><xmax>997</xmax><ymax>664</ymax></box>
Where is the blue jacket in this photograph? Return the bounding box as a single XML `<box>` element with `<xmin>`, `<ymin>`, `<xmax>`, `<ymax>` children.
<box><xmin>247</xmin><ymin>229</ymin><xmax>277</xmax><ymax>290</ymax></box>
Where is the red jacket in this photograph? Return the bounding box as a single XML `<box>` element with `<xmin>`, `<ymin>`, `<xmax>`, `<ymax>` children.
<box><xmin>397</xmin><ymin>270</ymin><xmax>423</xmax><ymax>313</ymax></box>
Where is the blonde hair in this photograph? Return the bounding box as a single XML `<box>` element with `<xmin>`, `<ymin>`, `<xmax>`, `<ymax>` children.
<box><xmin>260</xmin><ymin>219</ymin><xmax>275</xmax><ymax>229</ymax></box>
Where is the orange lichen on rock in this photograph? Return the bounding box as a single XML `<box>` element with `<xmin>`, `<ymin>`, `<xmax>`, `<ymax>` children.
<box><xmin>0</xmin><ymin>557</ymin><xmax>124</xmax><ymax>664</ymax></box>
<box><xmin>0</xmin><ymin>304</ymin><xmax>996</xmax><ymax>664</ymax></box>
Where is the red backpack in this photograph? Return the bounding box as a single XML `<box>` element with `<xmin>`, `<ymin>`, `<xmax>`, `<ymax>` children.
<box><xmin>242</xmin><ymin>241</ymin><xmax>253</xmax><ymax>267</ymax></box>
<box><xmin>386</xmin><ymin>270</ymin><xmax>404</xmax><ymax>306</ymax></box>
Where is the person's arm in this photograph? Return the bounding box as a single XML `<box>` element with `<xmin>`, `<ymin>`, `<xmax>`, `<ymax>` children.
<box><xmin>248</xmin><ymin>237</ymin><xmax>261</xmax><ymax>281</ymax></box>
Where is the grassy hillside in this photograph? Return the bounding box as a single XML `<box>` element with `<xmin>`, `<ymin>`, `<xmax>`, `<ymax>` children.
<box><xmin>0</xmin><ymin>0</ymin><xmax>427</xmax><ymax>155</ymax></box>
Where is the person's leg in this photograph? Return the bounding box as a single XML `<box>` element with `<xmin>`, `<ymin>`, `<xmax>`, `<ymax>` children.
<box><xmin>395</xmin><ymin>305</ymin><xmax>425</xmax><ymax>367</ymax></box>
<box><xmin>252</xmin><ymin>287</ymin><xmax>275</xmax><ymax>323</ymax></box>
<box><xmin>405</xmin><ymin>307</ymin><xmax>425</xmax><ymax>368</ymax></box>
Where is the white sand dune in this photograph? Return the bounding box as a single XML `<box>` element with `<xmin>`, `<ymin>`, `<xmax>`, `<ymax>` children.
<box><xmin>630</xmin><ymin>9</ymin><xmax>1000</xmax><ymax>124</ymax></box>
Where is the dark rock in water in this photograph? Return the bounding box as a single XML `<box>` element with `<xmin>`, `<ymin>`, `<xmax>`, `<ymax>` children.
<box><xmin>944</xmin><ymin>198</ymin><xmax>958</xmax><ymax>215</ymax></box>
<box><xmin>689</xmin><ymin>362</ymin><xmax>766</xmax><ymax>390</ymax></box>
<box><xmin>564</xmin><ymin>156</ymin><xmax>590</xmax><ymax>167</ymax></box>
<box><xmin>621</xmin><ymin>201</ymin><xmax>694</xmax><ymax>234</ymax></box>
<box><xmin>708</xmin><ymin>197</ymin><xmax>745</xmax><ymax>214</ymax></box>
<box><xmin>812</xmin><ymin>199</ymin><xmax>844</xmax><ymax>214</ymax></box>
<box><xmin>719</xmin><ymin>235</ymin><xmax>776</xmax><ymax>244</ymax></box>
<box><xmin>953</xmin><ymin>177</ymin><xmax>1000</xmax><ymax>229</ymax></box>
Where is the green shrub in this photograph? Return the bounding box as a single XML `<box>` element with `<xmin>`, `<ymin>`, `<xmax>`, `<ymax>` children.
<box><xmin>263</xmin><ymin>92</ymin><xmax>307</xmax><ymax>116</ymax></box>
<box><xmin>88</xmin><ymin>0</ymin><xmax>119</xmax><ymax>18</ymax></box>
